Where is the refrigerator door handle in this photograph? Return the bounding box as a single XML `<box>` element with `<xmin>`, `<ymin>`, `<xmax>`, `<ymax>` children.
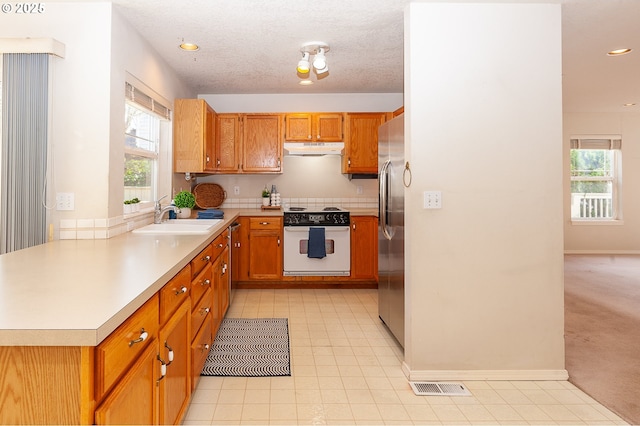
<box><xmin>379</xmin><ymin>160</ymin><xmax>393</xmax><ymax>240</ymax></box>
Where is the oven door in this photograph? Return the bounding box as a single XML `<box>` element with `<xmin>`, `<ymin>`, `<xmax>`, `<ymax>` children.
<box><xmin>283</xmin><ymin>226</ymin><xmax>351</xmax><ymax>276</ymax></box>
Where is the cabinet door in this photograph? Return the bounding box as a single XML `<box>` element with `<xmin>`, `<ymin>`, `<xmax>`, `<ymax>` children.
<box><xmin>236</xmin><ymin>217</ymin><xmax>251</xmax><ymax>281</ymax></box>
<box><xmin>350</xmin><ymin>216</ymin><xmax>379</xmax><ymax>280</ymax></box>
<box><xmin>285</xmin><ymin>113</ymin><xmax>313</xmax><ymax>141</ymax></box>
<box><xmin>158</xmin><ymin>301</ymin><xmax>191</xmax><ymax>425</ymax></box>
<box><xmin>215</xmin><ymin>113</ymin><xmax>241</xmax><ymax>172</ymax></box>
<box><xmin>315</xmin><ymin>113</ymin><xmax>343</xmax><ymax>141</ymax></box>
<box><xmin>204</xmin><ymin>104</ymin><xmax>217</xmax><ymax>172</ymax></box>
<box><xmin>242</xmin><ymin>114</ymin><xmax>283</xmax><ymax>172</ymax></box>
<box><xmin>174</xmin><ymin>99</ymin><xmax>216</xmax><ymax>173</ymax></box>
<box><xmin>248</xmin><ymin>218</ymin><xmax>282</xmax><ymax>280</ymax></box>
<box><xmin>342</xmin><ymin>113</ymin><xmax>386</xmax><ymax>174</ymax></box>
<box><xmin>217</xmin><ymin>246</ymin><xmax>230</xmax><ymax>319</ymax></box>
<box><xmin>94</xmin><ymin>340</ymin><xmax>159</xmax><ymax>425</ymax></box>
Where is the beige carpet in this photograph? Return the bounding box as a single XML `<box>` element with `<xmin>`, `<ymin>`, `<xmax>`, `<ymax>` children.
<box><xmin>565</xmin><ymin>254</ymin><xmax>640</xmax><ymax>425</ymax></box>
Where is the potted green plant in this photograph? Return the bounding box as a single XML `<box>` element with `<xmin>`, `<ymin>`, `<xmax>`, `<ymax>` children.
<box><xmin>173</xmin><ymin>190</ymin><xmax>196</xmax><ymax>219</ymax></box>
<box><xmin>123</xmin><ymin>199</ymin><xmax>132</xmax><ymax>214</ymax></box>
<box><xmin>262</xmin><ymin>186</ymin><xmax>270</xmax><ymax>206</ymax></box>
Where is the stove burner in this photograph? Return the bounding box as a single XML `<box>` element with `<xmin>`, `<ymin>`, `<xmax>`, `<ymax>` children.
<box><xmin>288</xmin><ymin>207</ymin><xmax>306</xmax><ymax>211</ymax></box>
<box><xmin>323</xmin><ymin>207</ymin><xmax>340</xmax><ymax>211</ymax></box>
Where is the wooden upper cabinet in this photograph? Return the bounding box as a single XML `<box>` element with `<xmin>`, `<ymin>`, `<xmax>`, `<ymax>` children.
<box><xmin>342</xmin><ymin>113</ymin><xmax>386</xmax><ymax>174</ymax></box>
<box><xmin>215</xmin><ymin>113</ymin><xmax>241</xmax><ymax>172</ymax></box>
<box><xmin>285</xmin><ymin>113</ymin><xmax>343</xmax><ymax>142</ymax></box>
<box><xmin>174</xmin><ymin>99</ymin><xmax>216</xmax><ymax>173</ymax></box>
<box><xmin>242</xmin><ymin>114</ymin><xmax>283</xmax><ymax>173</ymax></box>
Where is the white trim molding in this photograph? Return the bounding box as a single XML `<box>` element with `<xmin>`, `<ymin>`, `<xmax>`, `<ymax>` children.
<box><xmin>402</xmin><ymin>363</ymin><xmax>568</xmax><ymax>381</ymax></box>
<box><xmin>0</xmin><ymin>38</ymin><xmax>65</xmax><ymax>57</ymax></box>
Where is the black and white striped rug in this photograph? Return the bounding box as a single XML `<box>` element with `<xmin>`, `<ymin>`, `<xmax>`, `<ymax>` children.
<box><xmin>201</xmin><ymin>318</ymin><xmax>291</xmax><ymax>377</ymax></box>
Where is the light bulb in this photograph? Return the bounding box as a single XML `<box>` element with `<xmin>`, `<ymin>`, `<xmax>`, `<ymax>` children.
<box><xmin>297</xmin><ymin>52</ymin><xmax>310</xmax><ymax>74</ymax></box>
<box><xmin>313</xmin><ymin>48</ymin><xmax>326</xmax><ymax>70</ymax></box>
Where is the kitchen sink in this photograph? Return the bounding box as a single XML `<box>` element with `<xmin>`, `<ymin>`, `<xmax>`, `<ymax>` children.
<box><xmin>132</xmin><ymin>219</ymin><xmax>223</xmax><ymax>235</ymax></box>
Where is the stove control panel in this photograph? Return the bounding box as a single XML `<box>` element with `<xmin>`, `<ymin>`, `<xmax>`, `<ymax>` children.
<box><xmin>284</xmin><ymin>211</ymin><xmax>350</xmax><ymax>226</ymax></box>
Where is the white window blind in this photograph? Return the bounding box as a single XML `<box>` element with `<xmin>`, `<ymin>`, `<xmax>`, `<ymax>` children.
<box><xmin>570</xmin><ymin>137</ymin><xmax>622</xmax><ymax>150</ymax></box>
<box><xmin>125</xmin><ymin>82</ymin><xmax>171</xmax><ymax>120</ymax></box>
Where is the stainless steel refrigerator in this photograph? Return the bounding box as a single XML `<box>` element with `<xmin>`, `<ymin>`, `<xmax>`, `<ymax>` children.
<box><xmin>378</xmin><ymin>113</ymin><xmax>405</xmax><ymax>347</ymax></box>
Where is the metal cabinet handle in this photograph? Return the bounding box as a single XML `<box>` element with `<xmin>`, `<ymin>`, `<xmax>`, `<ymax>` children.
<box><xmin>201</xmin><ymin>279</ymin><xmax>211</xmax><ymax>287</ymax></box>
<box><xmin>201</xmin><ymin>307</ymin><xmax>210</xmax><ymax>316</ymax></box>
<box><xmin>165</xmin><ymin>341</ymin><xmax>174</xmax><ymax>364</ymax></box>
<box><xmin>217</xmin><ymin>243</ymin><xmax>223</xmax><ymax>248</ymax></box>
<box><xmin>203</xmin><ymin>255</ymin><xmax>211</xmax><ymax>262</ymax></box>
<box><xmin>260</xmin><ymin>222</ymin><xmax>269</xmax><ymax>225</ymax></box>
<box><xmin>156</xmin><ymin>355</ymin><xmax>167</xmax><ymax>385</ymax></box>
<box><xmin>175</xmin><ymin>286</ymin><xmax>187</xmax><ymax>295</ymax></box>
<box><xmin>129</xmin><ymin>329</ymin><xmax>148</xmax><ymax>347</ymax></box>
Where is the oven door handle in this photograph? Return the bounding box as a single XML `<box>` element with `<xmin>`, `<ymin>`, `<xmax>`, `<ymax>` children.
<box><xmin>284</xmin><ymin>226</ymin><xmax>350</xmax><ymax>232</ymax></box>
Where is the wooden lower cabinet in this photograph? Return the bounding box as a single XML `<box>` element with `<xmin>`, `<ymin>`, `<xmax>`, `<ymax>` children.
<box><xmin>94</xmin><ymin>340</ymin><xmax>159</xmax><ymax>425</ymax></box>
<box><xmin>217</xmin><ymin>246</ymin><xmax>230</xmax><ymax>319</ymax></box>
<box><xmin>158</xmin><ymin>300</ymin><xmax>191</xmax><ymax>425</ymax></box>
<box><xmin>350</xmin><ymin>216</ymin><xmax>378</xmax><ymax>281</ymax></box>
<box><xmin>0</xmin><ymin>230</ymin><xmax>235</xmax><ymax>425</ymax></box>
<box><xmin>247</xmin><ymin>217</ymin><xmax>282</xmax><ymax>280</ymax></box>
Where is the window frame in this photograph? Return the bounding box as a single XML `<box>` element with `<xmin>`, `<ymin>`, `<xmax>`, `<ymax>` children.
<box><xmin>123</xmin><ymin>79</ymin><xmax>171</xmax><ymax>214</ymax></box>
<box><xmin>569</xmin><ymin>136</ymin><xmax>622</xmax><ymax>224</ymax></box>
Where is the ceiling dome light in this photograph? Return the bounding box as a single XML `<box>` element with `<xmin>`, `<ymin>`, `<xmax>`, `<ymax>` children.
<box><xmin>179</xmin><ymin>42</ymin><xmax>199</xmax><ymax>51</ymax></box>
<box><xmin>607</xmin><ymin>48</ymin><xmax>632</xmax><ymax>56</ymax></box>
<box><xmin>297</xmin><ymin>52</ymin><xmax>310</xmax><ymax>74</ymax></box>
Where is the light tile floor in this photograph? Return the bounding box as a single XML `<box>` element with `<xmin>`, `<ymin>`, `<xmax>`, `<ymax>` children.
<box><xmin>183</xmin><ymin>288</ymin><xmax>627</xmax><ymax>425</ymax></box>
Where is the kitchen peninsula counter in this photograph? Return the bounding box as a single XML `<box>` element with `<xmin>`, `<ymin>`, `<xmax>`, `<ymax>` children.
<box><xmin>0</xmin><ymin>211</ymin><xmax>246</xmax><ymax>347</ymax></box>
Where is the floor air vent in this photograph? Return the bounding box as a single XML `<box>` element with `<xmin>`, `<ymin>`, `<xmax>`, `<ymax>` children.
<box><xmin>410</xmin><ymin>382</ymin><xmax>472</xmax><ymax>396</ymax></box>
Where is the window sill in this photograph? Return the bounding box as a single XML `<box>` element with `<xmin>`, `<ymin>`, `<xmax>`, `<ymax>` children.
<box><xmin>571</xmin><ymin>219</ymin><xmax>624</xmax><ymax>226</ymax></box>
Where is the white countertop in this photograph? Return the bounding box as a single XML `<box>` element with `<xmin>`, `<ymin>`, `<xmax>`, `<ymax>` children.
<box><xmin>0</xmin><ymin>207</ymin><xmax>376</xmax><ymax>347</ymax></box>
<box><xmin>0</xmin><ymin>212</ymin><xmax>242</xmax><ymax>347</ymax></box>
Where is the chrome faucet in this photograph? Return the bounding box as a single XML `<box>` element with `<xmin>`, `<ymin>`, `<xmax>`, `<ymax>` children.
<box><xmin>154</xmin><ymin>195</ymin><xmax>181</xmax><ymax>224</ymax></box>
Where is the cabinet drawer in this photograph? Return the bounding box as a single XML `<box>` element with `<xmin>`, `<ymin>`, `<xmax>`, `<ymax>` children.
<box><xmin>191</xmin><ymin>262</ymin><xmax>212</xmax><ymax>307</ymax></box>
<box><xmin>191</xmin><ymin>317</ymin><xmax>213</xmax><ymax>391</ymax></box>
<box><xmin>191</xmin><ymin>288</ymin><xmax>213</xmax><ymax>338</ymax></box>
<box><xmin>249</xmin><ymin>217</ymin><xmax>282</xmax><ymax>230</ymax></box>
<box><xmin>159</xmin><ymin>265</ymin><xmax>191</xmax><ymax>325</ymax></box>
<box><xmin>95</xmin><ymin>294</ymin><xmax>159</xmax><ymax>401</ymax></box>
<box><xmin>191</xmin><ymin>244</ymin><xmax>213</xmax><ymax>280</ymax></box>
<box><xmin>211</xmin><ymin>229</ymin><xmax>229</xmax><ymax>260</ymax></box>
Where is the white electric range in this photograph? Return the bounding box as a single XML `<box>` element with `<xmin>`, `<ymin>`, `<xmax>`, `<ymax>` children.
<box><xmin>282</xmin><ymin>206</ymin><xmax>351</xmax><ymax>276</ymax></box>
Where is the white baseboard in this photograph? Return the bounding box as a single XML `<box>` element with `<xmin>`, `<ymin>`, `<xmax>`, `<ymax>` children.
<box><xmin>402</xmin><ymin>362</ymin><xmax>568</xmax><ymax>381</ymax></box>
<box><xmin>565</xmin><ymin>250</ymin><xmax>640</xmax><ymax>255</ymax></box>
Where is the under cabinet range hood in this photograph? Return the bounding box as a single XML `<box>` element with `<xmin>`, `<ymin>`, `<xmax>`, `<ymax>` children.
<box><xmin>284</xmin><ymin>142</ymin><xmax>344</xmax><ymax>156</ymax></box>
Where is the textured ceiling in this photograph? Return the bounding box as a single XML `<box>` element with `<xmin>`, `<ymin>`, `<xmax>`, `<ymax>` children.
<box><xmin>62</xmin><ymin>0</ymin><xmax>640</xmax><ymax>112</ymax></box>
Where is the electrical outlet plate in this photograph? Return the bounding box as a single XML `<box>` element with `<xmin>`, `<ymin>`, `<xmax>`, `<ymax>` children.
<box><xmin>423</xmin><ymin>191</ymin><xmax>442</xmax><ymax>209</ymax></box>
<box><xmin>233</xmin><ymin>185</ymin><xmax>240</xmax><ymax>195</ymax></box>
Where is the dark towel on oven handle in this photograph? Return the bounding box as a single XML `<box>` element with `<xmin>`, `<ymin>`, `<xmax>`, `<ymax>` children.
<box><xmin>307</xmin><ymin>227</ymin><xmax>326</xmax><ymax>259</ymax></box>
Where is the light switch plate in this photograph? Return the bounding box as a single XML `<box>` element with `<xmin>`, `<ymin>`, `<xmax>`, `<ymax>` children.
<box><xmin>56</xmin><ymin>192</ymin><xmax>75</xmax><ymax>211</ymax></box>
<box><xmin>423</xmin><ymin>191</ymin><xmax>442</xmax><ymax>209</ymax></box>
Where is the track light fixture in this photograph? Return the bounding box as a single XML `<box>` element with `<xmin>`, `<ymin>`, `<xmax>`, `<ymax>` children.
<box><xmin>297</xmin><ymin>42</ymin><xmax>330</xmax><ymax>78</ymax></box>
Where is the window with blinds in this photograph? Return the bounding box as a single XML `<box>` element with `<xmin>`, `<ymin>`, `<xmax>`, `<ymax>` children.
<box><xmin>569</xmin><ymin>136</ymin><xmax>622</xmax><ymax>221</ymax></box>
<box><xmin>124</xmin><ymin>82</ymin><xmax>171</xmax><ymax>209</ymax></box>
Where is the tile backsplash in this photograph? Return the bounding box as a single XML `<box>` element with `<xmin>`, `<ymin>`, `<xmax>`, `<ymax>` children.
<box><xmin>57</xmin><ymin>197</ymin><xmax>378</xmax><ymax>240</ymax></box>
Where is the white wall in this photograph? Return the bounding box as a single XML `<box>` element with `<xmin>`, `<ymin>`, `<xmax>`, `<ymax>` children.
<box><xmin>1</xmin><ymin>3</ymin><xmax>113</xmax><ymax>224</ymax></box>
<box><xmin>404</xmin><ymin>2</ymin><xmax>565</xmax><ymax>379</ymax></box>
<box><xmin>1</xmin><ymin>3</ymin><xmax>194</xmax><ymax>238</ymax></box>
<box><xmin>563</xmin><ymin>112</ymin><xmax>640</xmax><ymax>253</ymax></box>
